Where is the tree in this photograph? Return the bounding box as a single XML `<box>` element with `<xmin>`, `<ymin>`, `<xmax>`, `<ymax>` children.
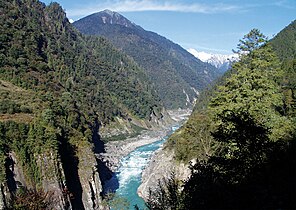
<box><xmin>146</xmin><ymin>172</ymin><xmax>184</xmax><ymax>210</ymax></box>
<box><xmin>211</xmin><ymin>29</ymin><xmax>294</xmax><ymax>142</ymax></box>
<box><xmin>234</xmin><ymin>28</ymin><xmax>268</xmax><ymax>55</ymax></box>
<box><xmin>9</xmin><ymin>187</ymin><xmax>56</xmax><ymax>210</ymax></box>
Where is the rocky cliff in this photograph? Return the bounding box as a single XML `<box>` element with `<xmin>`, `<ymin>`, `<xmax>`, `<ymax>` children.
<box><xmin>137</xmin><ymin>149</ymin><xmax>191</xmax><ymax>200</ymax></box>
<box><xmin>0</xmin><ymin>0</ymin><xmax>172</xmax><ymax>209</ymax></box>
<box><xmin>137</xmin><ymin>110</ymin><xmax>192</xmax><ymax>200</ymax></box>
<box><xmin>2</xmin><ymin>150</ymin><xmax>72</xmax><ymax>210</ymax></box>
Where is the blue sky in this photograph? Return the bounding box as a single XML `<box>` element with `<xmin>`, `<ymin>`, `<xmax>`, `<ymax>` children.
<box><xmin>41</xmin><ymin>0</ymin><xmax>295</xmax><ymax>54</ymax></box>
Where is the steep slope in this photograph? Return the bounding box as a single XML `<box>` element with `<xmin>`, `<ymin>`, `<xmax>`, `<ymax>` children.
<box><xmin>271</xmin><ymin>20</ymin><xmax>296</xmax><ymax>60</ymax></box>
<box><xmin>140</xmin><ymin>29</ymin><xmax>296</xmax><ymax>209</ymax></box>
<box><xmin>270</xmin><ymin>20</ymin><xmax>296</xmax><ymax>117</ymax></box>
<box><xmin>73</xmin><ymin>10</ymin><xmax>220</xmax><ymax>109</ymax></box>
<box><xmin>0</xmin><ymin>0</ymin><xmax>170</xmax><ymax>209</ymax></box>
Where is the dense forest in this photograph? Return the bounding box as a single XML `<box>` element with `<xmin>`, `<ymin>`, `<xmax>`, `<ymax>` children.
<box><xmin>0</xmin><ymin>0</ymin><xmax>295</xmax><ymax>209</ymax></box>
<box><xmin>151</xmin><ymin>25</ymin><xmax>296</xmax><ymax>209</ymax></box>
<box><xmin>0</xmin><ymin>0</ymin><xmax>169</xmax><ymax>209</ymax></box>
<box><xmin>73</xmin><ymin>10</ymin><xmax>220</xmax><ymax>109</ymax></box>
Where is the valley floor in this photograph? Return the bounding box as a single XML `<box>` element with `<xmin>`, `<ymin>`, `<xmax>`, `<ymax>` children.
<box><xmin>98</xmin><ymin>109</ymin><xmax>191</xmax><ymax>172</ymax></box>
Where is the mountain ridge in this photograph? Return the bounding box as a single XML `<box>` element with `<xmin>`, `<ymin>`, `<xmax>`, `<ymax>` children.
<box><xmin>187</xmin><ymin>48</ymin><xmax>239</xmax><ymax>72</ymax></box>
<box><xmin>73</xmin><ymin>10</ymin><xmax>221</xmax><ymax>109</ymax></box>
<box><xmin>0</xmin><ymin>1</ymin><xmax>171</xmax><ymax>209</ymax></box>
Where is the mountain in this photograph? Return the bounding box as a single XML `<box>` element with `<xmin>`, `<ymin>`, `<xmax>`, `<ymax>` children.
<box><xmin>187</xmin><ymin>48</ymin><xmax>239</xmax><ymax>72</ymax></box>
<box><xmin>270</xmin><ymin>20</ymin><xmax>296</xmax><ymax>117</ymax></box>
<box><xmin>73</xmin><ymin>10</ymin><xmax>220</xmax><ymax>109</ymax></box>
<box><xmin>144</xmin><ymin>28</ymin><xmax>296</xmax><ymax>209</ymax></box>
<box><xmin>271</xmin><ymin>20</ymin><xmax>296</xmax><ymax>60</ymax></box>
<box><xmin>0</xmin><ymin>1</ymin><xmax>171</xmax><ymax>209</ymax></box>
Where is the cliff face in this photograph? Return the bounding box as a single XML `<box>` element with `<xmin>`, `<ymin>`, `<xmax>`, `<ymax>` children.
<box><xmin>37</xmin><ymin>152</ymin><xmax>71</xmax><ymax>209</ymax></box>
<box><xmin>0</xmin><ymin>135</ymin><xmax>108</xmax><ymax>210</ymax></box>
<box><xmin>1</xmin><ymin>150</ymin><xmax>72</xmax><ymax>210</ymax></box>
<box><xmin>0</xmin><ymin>0</ymin><xmax>171</xmax><ymax>209</ymax></box>
<box><xmin>137</xmin><ymin>149</ymin><xmax>191</xmax><ymax>200</ymax></box>
<box><xmin>137</xmin><ymin>110</ymin><xmax>192</xmax><ymax>200</ymax></box>
<box><xmin>76</xmin><ymin>146</ymin><xmax>104</xmax><ymax>210</ymax></box>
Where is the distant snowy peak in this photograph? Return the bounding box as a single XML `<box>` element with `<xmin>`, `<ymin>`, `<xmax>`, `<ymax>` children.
<box><xmin>188</xmin><ymin>48</ymin><xmax>239</xmax><ymax>71</ymax></box>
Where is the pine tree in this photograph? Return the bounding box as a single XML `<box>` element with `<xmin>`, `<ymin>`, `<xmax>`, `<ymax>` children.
<box><xmin>210</xmin><ymin>29</ymin><xmax>293</xmax><ymax>142</ymax></box>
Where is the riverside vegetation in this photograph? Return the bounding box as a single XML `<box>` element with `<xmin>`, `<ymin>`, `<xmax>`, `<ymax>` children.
<box><xmin>0</xmin><ymin>0</ymin><xmax>295</xmax><ymax>209</ymax></box>
<box><xmin>149</xmin><ymin>26</ymin><xmax>296</xmax><ymax>209</ymax></box>
<box><xmin>0</xmin><ymin>0</ymin><xmax>171</xmax><ymax>209</ymax></box>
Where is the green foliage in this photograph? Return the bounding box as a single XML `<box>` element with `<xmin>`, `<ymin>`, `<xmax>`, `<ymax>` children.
<box><xmin>234</xmin><ymin>28</ymin><xmax>268</xmax><ymax>54</ymax></box>
<box><xmin>146</xmin><ymin>173</ymin><xmax>184</xmax><ymax>210</ymax></box>
<box><xmin>73</xmin><ymin>11</ymin><xmax>220</xmax><ymax>109</ymax></box>
<box><xmin>0</xmin><ymin>0</ymin><xmax>162</xmax><ymax>125</ymax></box>
<box><xmin>103</xmin><ymin>192</ymin><xmax>130</xmax><ymax>210</ymax></box>
<box><xmin>8</xmin><ymin>187</ymin><xmax>55</xmax><ymax>210</ymax></box>
<box><xmin>166</xmin><ymin>112</ymin><xmax>220</xmax><ymax>162</ymax></box>
<box><xmin>159</xmin><ymin>29</ymin><xmax>296</xmax><ymax>209</ymax></box>
<box><xmin>270</xmin><ymin>20</ymin><xmax>296</xmax><ymax>118</ymax></box>
<box><xmin>271</xmin><ymin>20</ymin><xmax>296</xmax><ymax>60</ymax></box>
<box><xmin>211</xmin><ymin>41</ymin><xmax>293</xmax><ymax>142</ymax></box>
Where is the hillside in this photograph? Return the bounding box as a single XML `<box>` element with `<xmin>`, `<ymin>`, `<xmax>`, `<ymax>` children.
<box><xmin>73</xmin><ymin>10</ymin><xmax>220</xmax><ymax>109</ymax></box>
<box><xmin>145</xmin><ymin>28</ymin><xmax>296</xmax><ymax>209</ymax></box>
<box><xmin>271</xmin><ymin>20</ymin><xmax>296</xmax><ymax>60</ymax></box>
<box><xmin>0</xmin><ymin>0</ymin><xmax>170</xmax><ymax>209</ymax></box>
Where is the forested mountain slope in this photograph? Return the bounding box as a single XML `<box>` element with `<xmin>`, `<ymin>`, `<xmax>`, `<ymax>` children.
<box><xmin>147</xmin><ymin>28</ymin><xmax>296</xmax><ymax>209</ymax></box>
<box><xmin>271</xmin><ymin>20</ymin><xmax>296</xmax><ymax>60</ymax></box>
<box><xmin>73</xmin><ymin>10</ymin><xmax>220</xmax><ymax>109</ymax></box>
<box><xmin>0</xmin><ymin>0</ymin><xmax>170</xmax><ymax>209</ymax></box>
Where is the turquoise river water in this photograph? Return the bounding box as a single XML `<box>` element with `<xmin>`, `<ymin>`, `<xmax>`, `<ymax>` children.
<box><xmin>104</xmin><ymin>126</ymin><xmax>178</xmax><ymax>209</ymax></box>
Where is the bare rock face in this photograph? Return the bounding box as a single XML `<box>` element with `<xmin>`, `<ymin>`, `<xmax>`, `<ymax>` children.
<box><xmin>0</xmin><ymin>184</ymin><xmax>7</xmax><ymax>210</ymax></box>
<box><xmin>37</xmin><ymin>152</ymin><xmax>71</xmax><ymax>209</ymax></box>
<box><xmin>0</xmin><ymin>151</ymin><xmax>72</xmax><ymax>210</ymax></box>
<box><xmin>77</xmin><ymin>145</ymin><xmax>106</xmax><ymax>210</ymax></box>
<box><xmin>137</xmin><ymin>109</ymin><xmax>192</xmax><ymax>200</ymax></box>
<box><xmin>137</xmin><ymin>148</ymin><xmax>191</xmax><ymax>200</ymax></box>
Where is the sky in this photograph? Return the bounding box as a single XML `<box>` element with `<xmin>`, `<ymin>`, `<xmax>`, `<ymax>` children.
<box><xmin>41</xmin><ymin>0</ymin><xmax>296</xmax><ymax>55</ymax></box>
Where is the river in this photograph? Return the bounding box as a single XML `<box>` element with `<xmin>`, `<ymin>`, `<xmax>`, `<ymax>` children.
<box><xmin>104</xmin><ymin>126</ymin><xmax>179</xmax><ymax>209</ymax></box>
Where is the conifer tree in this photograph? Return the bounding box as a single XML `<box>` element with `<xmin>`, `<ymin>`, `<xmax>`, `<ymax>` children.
<box><xmin>211</xmin><ymin>29</ymin><xmax>293</xmax><ymax>143</ymax></box>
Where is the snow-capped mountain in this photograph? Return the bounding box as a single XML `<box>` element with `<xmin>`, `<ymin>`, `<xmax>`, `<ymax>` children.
<box><xmin>188</xmin><ymin>48</ymin><xmax>239</xmax><ymax>72</ymax></box>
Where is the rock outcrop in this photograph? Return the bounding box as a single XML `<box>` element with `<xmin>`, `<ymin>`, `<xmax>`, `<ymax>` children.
<box><xmin>0</xmin><ymin>184</ymin><xmax>7</xmax><ymax>210</ymax></box>
<box><xmin>77</xmin><ymin>145</ymin><xmax>105</xmax><ymax>210</ymax></box>
<box><xmin>0</xmin><ymin>146</ymin><xmax>106</xmax><ymax>210</ymax></box>
<box><xmin>1</xmin><ymin>151</ymin><xmax>72</xmax><ymax>210</ymax></box>
<box><xmin>137</xmin><ymin>149</ymin><xmax>191</xmax><ymax>200</ymax></box>
<box><xmin>137</xmin><ymin>109</ymin><xmax>192</xmax><ymax>200</ymax></box>
<box><xmin>100</xmin><ymin>108</ymin><xmax>173</xmax><ymax>141</ymax></box>
<box><xmin>37</xmin><ymin>152</ymin><xmax>71</xmax><ymax>209</ymax></box>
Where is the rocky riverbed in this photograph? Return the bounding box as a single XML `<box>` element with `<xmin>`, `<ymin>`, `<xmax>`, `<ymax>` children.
<box><xmin>98</xmin><ymin>109</ymin><xmax>191</xmax><ymax>172</ymax></box>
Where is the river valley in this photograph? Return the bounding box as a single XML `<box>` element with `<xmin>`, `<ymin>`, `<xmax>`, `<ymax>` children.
<box><xmin>100</xmin><ymin>110</ymin><xmax>190</xmax><ymax>209</ymax></box>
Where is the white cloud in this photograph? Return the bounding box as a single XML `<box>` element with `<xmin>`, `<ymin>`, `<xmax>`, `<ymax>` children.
<box><xmin>183</xmin><ymin>42</ymin><xmax>233</xmax><ymax>54</ymax></box>
<box><xmin>67</xmin><ymin>0</ymin><xmax>242</xmax><ymax>18</ymax></box>
<box><xmin>69</xmin><ymin>18</ymin><xmax>74</xmax><ymax>23</ymax></box>
<box><xmin>271</xmin><ymin>0</ymin><xmax>295</xmax><ymax>9</ymax></box>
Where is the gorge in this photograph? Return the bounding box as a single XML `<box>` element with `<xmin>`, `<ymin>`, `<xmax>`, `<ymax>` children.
<box><xmin>0</xmin><ymin>0</ymin><xmax>295</xmax><ymax>209</ymax></box>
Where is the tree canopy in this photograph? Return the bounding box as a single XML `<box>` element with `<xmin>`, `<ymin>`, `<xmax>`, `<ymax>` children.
<box><xmin>160</xmin><ymin>28</ymin><xmax>296</xmax><ymax>209</ymax></box>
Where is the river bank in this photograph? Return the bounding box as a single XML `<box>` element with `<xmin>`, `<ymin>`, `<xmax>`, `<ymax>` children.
<box><xmin>98</xmin><ymin>109</ymin><xmax>191</xmax><ymax>172</ymax></box>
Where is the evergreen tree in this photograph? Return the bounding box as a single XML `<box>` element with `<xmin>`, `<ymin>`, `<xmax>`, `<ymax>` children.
<box><xmin>234</xmin><ymin>28</ymin><xmax>268</xmax><ymax>55</ymax></box>
<box><xmin>211</xmin><ymin>29</ymin><xmax>293</xmax><ymax>142</ymax></box>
